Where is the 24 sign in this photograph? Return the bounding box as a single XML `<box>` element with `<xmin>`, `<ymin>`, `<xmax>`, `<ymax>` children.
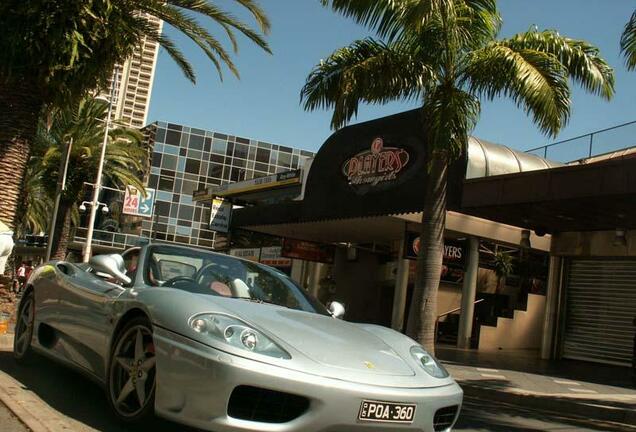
<box><xmin>123</xmin><ymin>186</ymin><xmax>155</xmax><ymax>218</ymax></box>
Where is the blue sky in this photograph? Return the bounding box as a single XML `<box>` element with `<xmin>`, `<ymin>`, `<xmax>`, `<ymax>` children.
<box><xmin>147</xmin><ymin>0</ymin><xmax>636</xmax><ymax>155</ymax></box>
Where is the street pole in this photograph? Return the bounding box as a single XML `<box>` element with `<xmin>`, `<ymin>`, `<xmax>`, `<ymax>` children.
<box><xmin>46</xmin><ymin>137</ymin><xmax>73</xmax><ymax>261</ymax></box>
<box><xmin>83</xmin><ymin>69</ymin><xmax>118</xmax><ymax>263</ymax></box>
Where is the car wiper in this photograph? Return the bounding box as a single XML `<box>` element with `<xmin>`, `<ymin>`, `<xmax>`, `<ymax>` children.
<box><xmin>231</xmin><ymin>296</ymin><xmax>287</xmax><ymax>308</ymax></box>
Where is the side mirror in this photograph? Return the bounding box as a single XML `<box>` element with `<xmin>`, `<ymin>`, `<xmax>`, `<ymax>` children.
<box><xmin>328</xmin><ymin>301</ymin><xmax>346</xmax><ymax>319</ymax></box>
<box><xmin>89</xmin><ymin>254</ymin><xmax>131</xmax><ymax>285</ymax></box>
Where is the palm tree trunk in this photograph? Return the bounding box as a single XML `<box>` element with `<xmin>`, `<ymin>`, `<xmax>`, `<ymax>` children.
<box><xmin>0</xmin><ymin>79</ymin><xmax>43</xmax><ymax>230</ymax></box>
<box><xmin>406</xmin><ymin>155</ymin><xmax>448</xmax><ymax>355</ymax></box>
<box><xmin>51</xmin><ymin>201</ymin><xmax>72</xmax><ymax>261</ymax></box>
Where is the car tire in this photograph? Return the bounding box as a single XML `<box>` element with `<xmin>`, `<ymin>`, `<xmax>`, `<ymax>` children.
<box><xmin>106</xmin><ymin>316</ymin><xmax>156</xmax><ymax>423</ymax></box>
<box><xmin>13</xmin><ymin>289</ymin><xmax>35</xmax><ymax>363</ymax></box>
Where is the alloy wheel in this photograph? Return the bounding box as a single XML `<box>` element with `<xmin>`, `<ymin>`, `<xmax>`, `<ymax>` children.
<box><xmin>14</xmin><ymin>293</ymin><xmax>34</xmax><ymax>359</ymax></box>
<box><xmin>109</xmin><ymin>324</ymin><xmax>156</xmax><ymax>418</ymax></box>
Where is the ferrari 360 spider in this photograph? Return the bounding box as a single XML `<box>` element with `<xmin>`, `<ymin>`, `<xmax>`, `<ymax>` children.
<box><xmin>14</xmin><ymin>243</ymin><xmax>462</xmax><ymax>431</ymax></box>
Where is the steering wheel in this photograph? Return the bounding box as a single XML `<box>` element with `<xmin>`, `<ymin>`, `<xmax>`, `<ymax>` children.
<box><xmin>194</xmin><ymin>263</ymin><xmax>240</xmax><ymax>297</ymax></box>
<box><xmin>162</xmin><ymin>276</ymin><xmax>196</xmax><ymax>288</ymax></box>
<box><xmin>194</xmin><ymin>263</ymin><xmax>228</xmax><ymax>285</ymax></box>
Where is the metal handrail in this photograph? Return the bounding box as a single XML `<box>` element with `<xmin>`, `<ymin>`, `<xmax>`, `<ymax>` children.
<box><xmin>437</xmin><ymin>298</ymin><xmax>484</xmax><ymax>321</ymax></box>
<box><xmin>435</xmin><ymin>298</ymin><xmax>485</xmax><ymax>344</ymax></box>
<box><xmin>524</xmin><ymin>119</ymin><xmax>636</xmax><ymax>160</ymax></box>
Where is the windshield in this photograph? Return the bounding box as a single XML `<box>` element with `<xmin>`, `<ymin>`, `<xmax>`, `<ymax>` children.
<box><xmin>143</xmin><ymin>245</ymin><xmax>329</xmax><ymax>315</ymax></box>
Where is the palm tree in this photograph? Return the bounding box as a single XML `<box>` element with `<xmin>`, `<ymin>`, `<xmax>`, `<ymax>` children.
<box><xmin>302</xmin><ymin>0</ymin><xmax>614</xmax><ymax>353</ymax></box>
<box><xmin>621</xmin><ymin>10</ymin><xmax>636</xmax><ymax>70</ymax></box>
<box><xmin>35</xmin><ymin>97</ymin><xmax>148</xmax><ymax>260</ymax></box>
<box><xmin>0</xmin><ymin>0</ymin><xmax>271</xmax><ymax>230</ymax></box>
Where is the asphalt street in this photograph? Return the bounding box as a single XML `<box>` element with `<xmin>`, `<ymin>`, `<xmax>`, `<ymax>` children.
<box><xmin>0</xmin><ymin>351</ymin><xmax>634</xmax><ymax>432</ymax></box>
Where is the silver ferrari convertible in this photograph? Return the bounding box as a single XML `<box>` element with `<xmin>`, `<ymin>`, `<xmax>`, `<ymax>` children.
<box><xmin>14</xmin><ymin>243</ymin><xmax>462</xmax><ymax>431</ymax></box>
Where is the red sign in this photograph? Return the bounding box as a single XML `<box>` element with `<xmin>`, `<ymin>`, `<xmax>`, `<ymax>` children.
<box><xmin>342</xmin><ymin>137</ymin><xmax>410</xmax><ymax>186</ymax></box>
<box><xmin>281</xmin><ymin>238</ymin><xmax>335</xmax><ymax>264</ymax></box>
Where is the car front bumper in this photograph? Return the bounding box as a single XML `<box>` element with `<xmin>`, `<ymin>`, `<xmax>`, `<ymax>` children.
<box><xmin>153</xmin><ymin>327</ymin><xmax>463</xmax><ymax>432</ymax></box>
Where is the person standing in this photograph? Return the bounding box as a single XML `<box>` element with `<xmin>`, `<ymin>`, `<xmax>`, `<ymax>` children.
<box><xmin>16</xmin><ymin>262</ymin><xmax>27</xmax><ymax>290</ymax></box>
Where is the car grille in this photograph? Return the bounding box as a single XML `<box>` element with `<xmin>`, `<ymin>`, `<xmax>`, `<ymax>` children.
<box><xmin>433</xmin><ymin>405</ymin><xmax>459</xmax><ymax>431</ymax></box>
<box><xmin>227</xmin><ymin>385</ymin><xmax>310</xmax><ymax>423</ymax></box>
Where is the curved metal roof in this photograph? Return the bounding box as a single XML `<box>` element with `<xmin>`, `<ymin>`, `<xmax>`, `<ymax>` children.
<box><xmin>466</xmin><ymin>137</ymin><xmax>562</xmax><ymax>179</ymax></box>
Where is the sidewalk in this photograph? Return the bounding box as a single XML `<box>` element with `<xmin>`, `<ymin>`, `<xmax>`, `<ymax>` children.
<box><xmin>437</xmin><ymin>345</ymin><xmax>636</xmax><ymax>427</ymax></box>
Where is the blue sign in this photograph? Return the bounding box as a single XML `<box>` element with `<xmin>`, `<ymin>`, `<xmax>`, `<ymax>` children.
<box><xmin>138</xmin><ymin>188</ymin><xmax>155</xmax><ymax>217</ymax></box>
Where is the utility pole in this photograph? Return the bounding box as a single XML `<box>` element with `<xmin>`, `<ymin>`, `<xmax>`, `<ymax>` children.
<box><xmin>83</xmin><ymin>69</ymin><xmax>118</xmax><ymax>263</ymax></box>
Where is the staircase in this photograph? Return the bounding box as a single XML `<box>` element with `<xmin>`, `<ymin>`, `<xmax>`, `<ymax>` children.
<box><xmin>477</xmin><ymin>294</ymin><xmax>546</xmax><ymax>350</ymax></box>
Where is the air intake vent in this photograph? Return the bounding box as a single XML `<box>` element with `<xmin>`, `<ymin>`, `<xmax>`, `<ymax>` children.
<box><xmin>433</xmin><ymin>405</ymin><xmax>459</xmax><ymax>431</ymax></box>
<box><xmin>227</xmin><ymin>385</ymin><xmax>309</xmax><ymax>423</ymax></box>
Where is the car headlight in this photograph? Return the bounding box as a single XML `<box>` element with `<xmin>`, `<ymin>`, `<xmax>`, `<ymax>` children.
<box><xmin>410</xmin><ymin>346</ymin><xmax>448</xmax><ymax>378</ymax></box>
<box><xmin>189</xmin><ymin>313</ymin><xmax>290</xmax><ymax>359</ymax></box>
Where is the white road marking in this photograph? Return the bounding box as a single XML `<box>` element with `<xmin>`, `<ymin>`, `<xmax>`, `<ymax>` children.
<box><xmin>569</xmin><ymin>388</ymin><xmax>598</xmax><ymax>394</ymax></box>
<box><xmin>480</xmin><ymin>373</ymin><xmax>507</xmax><ymax>380</ymax></box>
<box><xmin>476</xmin><ymin>368</ymin><xmax>500</xmax><ymax>373</ymax></box>
<box><xmin>553</xmin><ymin>379</ymin><xmax>581</xmax><ymax>385</ymax></box>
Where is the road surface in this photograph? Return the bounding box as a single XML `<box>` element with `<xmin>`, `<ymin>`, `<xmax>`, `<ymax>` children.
<box><xmin>0</xmin><ymin>350</ymin><xmax>633</xmax><ymax>432</ymax></box>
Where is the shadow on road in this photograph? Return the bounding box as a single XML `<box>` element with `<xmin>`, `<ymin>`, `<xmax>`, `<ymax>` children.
<box><xmin>456</xmin><ymin>393</ymin><xmax>635</xmax><ymax>432</ymax></box>
<box><xmin>0</xmin><ymin>351</ymin><xmax>202</xmax><ymax>432</ymax></box>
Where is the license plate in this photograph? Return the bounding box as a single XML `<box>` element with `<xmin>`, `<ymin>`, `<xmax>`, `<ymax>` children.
<box><xmin>358</xmin><ymin>400</ymin><xmax>416</xmax><ymax>424</ymax></box>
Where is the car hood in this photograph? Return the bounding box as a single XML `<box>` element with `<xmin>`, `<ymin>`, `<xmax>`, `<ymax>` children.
<box><xmin>140</xmin><ymin>289</ymin><xmax>454</xmax><ymax>388</ymax></box>
<box><xmin>199</xmin><ymin>296</ymin><xmax>453</xmax><ymax>388</ymax></box>
<box><xmin>224</xmin><ymin>299</ymin><xmax>414</xmax><ymax>376</ymax></box>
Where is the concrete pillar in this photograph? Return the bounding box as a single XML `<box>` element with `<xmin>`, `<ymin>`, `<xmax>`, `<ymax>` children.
<box><xmin>391</xmin><ymin>237</ymin><xmax>410</xmax><ymax>331</ymax></box>
<box><xmin>457</xmin><ymin>236</ymin><xmax>479</xmax><ymax>349</ymax></box>
<box><xmin>541</xmin><ymin>256</ymin><xmax>562</xmax><ymax>359</ymax></box>
<box><xmin>307</xmin><ymin>262</ymin><xmax>324</xmax><ymax>298</ymax></box>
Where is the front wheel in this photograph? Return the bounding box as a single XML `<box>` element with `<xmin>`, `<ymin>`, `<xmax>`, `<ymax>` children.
<box><xmin>106</xmin><ymin>317</ymin><xmax>156</xmax><ymax>423</ymax></box>
<box><xmin>13</xmin><ymin>290</ymin><xmax>34</xmax><ymax>362</ymax></box>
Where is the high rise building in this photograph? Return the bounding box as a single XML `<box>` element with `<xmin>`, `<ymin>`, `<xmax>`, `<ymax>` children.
<box><xmin>71</xmin><ymin>121</ymin><xmax>314</xmax><ymax>252</ymax></box>
<box><xmin>140</xmin><ymin>121</ymin><xmax>315</xmax><ymax>248</ymax></box>
<box><xmin>101</xmin><ymin>14</ymin><xmax>162</xmax><ymax>129</ymax></box>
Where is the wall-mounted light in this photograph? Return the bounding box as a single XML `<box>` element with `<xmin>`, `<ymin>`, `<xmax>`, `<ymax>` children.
<box><xmin>520</xmin><ymin>229</ymin><xmax>531</xmax><ymax>249</ymax></box>
<box><xmin>613</xmin><ymin>228</ymin><xmax>627</xmax><ymax>247</ymax></box>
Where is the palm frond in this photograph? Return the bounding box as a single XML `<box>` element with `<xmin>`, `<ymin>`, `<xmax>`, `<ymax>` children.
<box><xmin>137</xmin><ymin>0</ymin><xmax>271</xmax><ymax>82</ymax></box>
<box><xmin>168</xmin><ymin>0</ymin><xmax>271</xmax><ymax>51</ymax></box>
<box><xmin>464</xmin><ymin>43</ymin><xmax>571</xmax><ymax>136</ymax></box>
<box><xmin>621</xmin><ymin>10</ymin><xmax>636</xmax><ymax>70</ymax></box>
<box><xmin>301</xmin><ymin>38</ymin><xmax>436</xmax><ymax>129</ymax></box>
<box><xmin>500</xmin><ymin>29</ymin><xmax>614</xmax><ymax>100</ymax></box>
<box><xmin>141</xmin><ymin>2</ymin><xmax>239</xmax><ymax>79</ymax></box>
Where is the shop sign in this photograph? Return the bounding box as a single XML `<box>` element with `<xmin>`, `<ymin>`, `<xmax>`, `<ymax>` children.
<box><xmin>209</xmin><ymin>198</ymin><xmax>232</xmax><ymax>233</ymax></box>
<box><xmin>260</xmin><ymin>246</ymin><xmax>292</xmax><ymax>267</ymax></box>
<box><xmin>123</xmin><ymin>186</ymin><xmax>155</xmax><ymax>218</ymax></box>
<box><xmin>210</xmin><ymin>169</ymin><xmax>301</xmax><ymax>197</ymax></box>
<box><xmin>229</xmin><ymin>248</ymin><xmax>260</xmax><ymax>262</ymax></box>
<box><xmin>404</xmin><ymin>232</ymin><xmax>465</xmax><ymax>283</ymax></box>
<box><xmin>281</xmin><ymin>238</ymin><xmax>335</xmax><ymax>264</ymax></box>
<box><xmin>342</xmin><ymin>137</ymin><xmax>410</xmax><ymax>186</ymax></box>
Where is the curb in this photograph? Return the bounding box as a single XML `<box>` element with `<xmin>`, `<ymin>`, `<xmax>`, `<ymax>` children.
<box><xmin>461</xmin><ymin>382</ymin><xmax>636</xmax><ymax>426</ymax></box>
<box><xmin>0</xmin><ymin>333</ymin><xmax>13</xmax><ymax>350</ymax></box>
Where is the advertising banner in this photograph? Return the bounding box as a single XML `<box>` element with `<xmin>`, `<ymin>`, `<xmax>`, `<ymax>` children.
<box><xmin>259</xmin><ymin>246</ymin><xmax>292</xmax><ymax>267</ymax></box>
<box><xmin>404</xmin><ymin>232</ymin><xmax>465</xmax><ymax>283</ymax></box>
<box><xmin>229</xmin><ymin>248</ymin><xmax>261</xmax><ymax>262</ymax></box>
<box><xmin>281</xmin><ymin>238</ymin><xmax>335</xmax><ymax>264</ymax></box>
<box><xmin>209</xmin><ymin>198</ymin><xmax>232</xmax><ymax>233</ymax></box>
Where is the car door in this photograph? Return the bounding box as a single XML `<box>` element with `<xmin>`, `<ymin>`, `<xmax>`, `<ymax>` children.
<box><xmin>54</xmin><ymin>261</ymin><xmax>126</xmax><ymax>380</ymax></box>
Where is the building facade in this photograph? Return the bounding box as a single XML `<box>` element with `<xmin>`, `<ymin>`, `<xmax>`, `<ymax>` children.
<box><xmin>100</xmin><ymin>13</ymin><xmax>162</xmax><ymax>129</ymax></box>
<box><xmin>138</xmin><ymin>121</ymin><xmax>314</xmax><ymax>248</ymax></box>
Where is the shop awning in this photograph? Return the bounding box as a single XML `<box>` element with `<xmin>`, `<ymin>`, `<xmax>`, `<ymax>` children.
<box><xmin>461</xmin><ymin>151</ymin><xmax>636</xmax><ymax>232</ymax></box>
